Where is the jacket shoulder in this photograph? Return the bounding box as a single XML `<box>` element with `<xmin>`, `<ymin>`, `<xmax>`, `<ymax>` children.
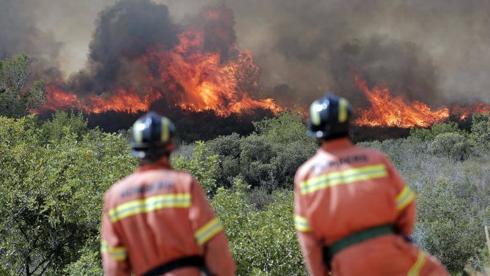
<box><xmin>103</xmin><ymin>174</ymin><xmax>136</xmax><ymax>207</ymax></box>
<box><xmin>353</xmin><ymin>145</ymin><xmax>390</xmax><ymax>163</ymax></box>
<box><xmin>295</xmin><ymin>153</ymin><xmax>322</xmax><ymax>185</ymax></box>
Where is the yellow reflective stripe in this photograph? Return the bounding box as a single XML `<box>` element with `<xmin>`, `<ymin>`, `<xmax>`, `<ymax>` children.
<box><xmin>338</xmin><ymin>98</ymin><xmax>348</xmax><ymax>123</ymax></box>
<box><xmin>109</xmin><ymin>193</ymin><xmax>191</xmax><ymax>223</ymax></box>
<box><xmin>310</xmin><ymin>100</ymin><xmax>322</xmax><ymax>126</ymax></box>
<box><xmin>101</xmin><ymin>240</ymin><xmax>127</xmax><ymax>261</ymax></box>
<box><xmin>161</xmin><ymin>117</ymin><xmax>169</xmax><ymax>142</ymax></box>
<box><xmin>194</xmin><ymin>218</ymin><xmax>223</xmax><ymax>245</ymax></box>
<box><xmin>295</xmin><ymin>215</ymin><xmax>312</xmax><ymax>232</ymax></box>
<box><xmin>300</xmin><ymin>164</ymin><xmax>388</xmax><ymax>195</ymax></box>
<box><xmin>396</xmin><ymin>186</ymin><xmax>416</xmax><ymax>211</ymax></box>
<box><xmin>408</xmin><ymin>251</ymin><xmax>427</xmax><ymax>276</ymax></box>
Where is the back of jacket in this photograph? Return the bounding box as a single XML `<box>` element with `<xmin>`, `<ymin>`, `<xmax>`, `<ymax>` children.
<box><xmin>295</xmin><ymin>139</ymin><xmax>414</xmax><ymax>242</ymax></box>
<box><xmin>294</xmin><ymin>138</ymin><xmax>421</xmax><ymax>275</ymax></box>
<box><xmin>101</xmin><ymin>164</ymin><xmax>235</xmax><ymax>276</ymax></box>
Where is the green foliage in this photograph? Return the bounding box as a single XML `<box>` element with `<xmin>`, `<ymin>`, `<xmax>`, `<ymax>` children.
<box><xmin>0</xmin><ymin>110</ymin><xmax>488</xmax><ymax>274</ymax></box>
<box><xmin>63</xmin><ymin>244</ymin><xmax>104</xmax><ymax>276</ymax></box>
<box><xmin>417</xmin><ymin>177</ymin><xmax>487</xmax><ymax>272</ymax></box>
<box><xmin>213</xmin><ymin>180</ymin><xmax>305</xmax><ymax>275</ymax></box>
<box><xmin>0</xmin><ymin>113</ymin><xmax>135</xmax><ymax>274</ymax></box>
<box><xmin>252</xmin><ymin>112</ymin><xmax>311</xmax><ymax>144</ymax></box>
<box><xmin>410</xmin><ymin>122</ymin><xmax>462</xmax><ymax>141</ymax></box>
<box><xmin>173</xmin><ymin>141</ymin><xmax>220</xmax><ymax>195</ymax></box>
<box><xmin>470</xmin><ymin>114</ymin><xmax>490</xmax><ymax>152</ymax></box>
<box><xmin>429</xmin><ymin>132</ymin><xmax>471</xmax><ymax>160</ymax></box>
<box><xmin>0</xmin><ymin>55</ymin><xmax>45</xmax><ymax>117</ymax></box>
<box><xmin>207</xmin><ymin>113</ymin><xmax>316</xmax><ymax>189</ymax></box>
<box><xmin>362</xmin><ymin>116</ymin><xmax>490</xmax><ymax>273</ymax></box>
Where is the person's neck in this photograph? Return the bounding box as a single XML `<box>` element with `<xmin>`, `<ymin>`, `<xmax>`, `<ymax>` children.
<box><xmin>320</xmin><ymin>137</ymin><xmax>353</xmax><ymax>152</ymax></box>
<box><xmin>137</xmin><ymin>156</ymin><xmax>171</xmax><ymax>172</ymax></box>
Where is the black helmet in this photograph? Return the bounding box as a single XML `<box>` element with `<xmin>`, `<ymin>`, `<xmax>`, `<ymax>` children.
<box><xmin>130</xmin><ymin>111</ymin><xmax>176</xmax><ymax>160</ymax></box>
<box><xmin>307</xmin><ymin>94</ymin><xmax>352</xmax><ymax>140</ymax></box>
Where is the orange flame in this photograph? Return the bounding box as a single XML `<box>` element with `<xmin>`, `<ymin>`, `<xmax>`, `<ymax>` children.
<box><xmin>42</xmin><ymin>85</ymin><xmax>160</xmax><ymax>114</ymax></box>
<box><xmin>39</xmin><ymin>8</ymin><xmax>283</xmax><ymax>117</ymax></box>
<box><xmin>354</xmin><ymin>76</ymin><xmax>449</xmax><ymax>128</ymax></box>
<box><xmin>451</xmin><ymin>103</ymin><xmax>490</xmax><ymax>120</ymax></box>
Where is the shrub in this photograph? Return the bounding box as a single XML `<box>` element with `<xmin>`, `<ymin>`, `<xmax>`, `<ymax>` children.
<box><xmin>0</xmin><ymin>114</ymin><xmax>135</xmax><ymax>274</ymax></box>
<box><xmin>470</xmin><ymin>114</ymin><xmax>490</xmax><ymax>152</ymax></box>
<box><xmin>0</xmin><ymin>55</ymin><xmax>45</xmax><ymax>117</ymax></box>
<box><xmin>429</xmin><ymin>132</ymin><xmax>471</xmax><ymax>160</ymax></box>
<box><xmin>410</xmin><ymin>122</ymin><xmax>461</xmax><ymax>141</ymax></box>
<box><xmin>173</xmin><ymin>141</ymin><xmax>220</xmax><ymax>195</ymax></box>
<box><xmin>417</xmin><ymin>178</ymin><xmax>486</xmax><ymax>272</ymax></box>
<box><xmin>213</xmin><ymin>180</ymin><xmax>305</xmax><ymax>275</ymax></box>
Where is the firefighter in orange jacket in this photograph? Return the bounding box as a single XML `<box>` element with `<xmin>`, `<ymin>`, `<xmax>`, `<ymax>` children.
<box><xmin>294</xmin><ymin>95</ymin><xmax>448</xmax><ymax>276</ymax></box>
<box><xmin>101</xmin><ymin>112</ymin><xmax>236</xmax><ymax>276</ymax></box>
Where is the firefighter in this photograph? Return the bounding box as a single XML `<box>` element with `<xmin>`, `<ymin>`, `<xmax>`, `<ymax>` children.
<box><xmin>101</xmin><ymin>112</ymin><xmax>236</xmax><ymax>276</ymax></box>
<box><xmin>294</xmin><ymin>94</ymin><xmax>448</xmax><ymax>276</ymax></box>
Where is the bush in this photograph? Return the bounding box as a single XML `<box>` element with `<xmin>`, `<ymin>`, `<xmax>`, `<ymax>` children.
<box><xmin>363</xmin><ymin>118</ymin><xmax>490</xmax><ymax>273</ymax></box>
<box><xmin>206</xmin><ymin>113</ymin><xmax>316</xmax><ymax>190</ymax></box>
<box><xmin>410</xmin><ymin>122</ymin><xmax>461</xmax><ymax>141</ymax></box>
<box><xmin>0</xmin><ymin>111</ymin><xmax>488</xmax><ymax>274</ymax></box>
<box><xmin>429</xmin><ymin>132</ymin><xmax>471</xmax><ymax>160</ymax></box>
<box><xmin>417</xmin><ymin>178</ymin><xmax>486</xmax><ymax>272</ymax></box>
<box><xmin>470</xmin><ymin>114</ymin><xmax>490</xmax><ymax>152</ymax></box>
<box><xmin>0</xmin><ymin>55</ymin><xmax>45</xmax><ymax>117</ymax></box>
<box><xmin>0</xmin><ymin>114</ymin><xmax>135</xmax><ymax>274</ymax></box>
<box><xmin>213</xmin><ymin>180</ymin><xmax>305</xmax><ymax>275</ymax></box>
<box><xmin>173</xmin><ymin>141</ymin><xmax>220</xmax><ymax>195</ymax></box>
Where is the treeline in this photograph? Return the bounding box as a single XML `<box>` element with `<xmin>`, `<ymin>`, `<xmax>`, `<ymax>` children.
<box><xmin>0</xmin><ymin>112</ymin><xmax>489</xmax><ymax>275</ymax></box>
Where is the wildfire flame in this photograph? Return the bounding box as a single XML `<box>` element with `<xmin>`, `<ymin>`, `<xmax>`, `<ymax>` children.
<box><xmin>451</xmin><ymin>103</ymin><xmax>490</xmax><ymax>120</ymax></box>
<box><xmin>354</xmin><ymin>75</ymin><xmax>450</xmax><ymax>128</ymax></box>
<box><xmin>37</xmin><ymin>3</ymin><xmax>490</xmax><ymax>127</ymax></box>
<box><xmin>38</xmin><ymin>7</ymin><xmax>283</xmax><ymax>117</ymax></box>
<box><xmin>42</xmin><ymin>85</ymin><xmax>162</xmax><ymax>114</ymax></box>
<box><xmin>354</xmin><ymin>75</ymin><xmax>490</xmax><ymax>128</ymax></box>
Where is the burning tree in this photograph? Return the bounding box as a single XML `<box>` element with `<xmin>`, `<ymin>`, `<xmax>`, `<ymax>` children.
<box><xmin>38</xmin><ymin>2</ymin><xmax>282</xmax><ymax>118</ymax></box>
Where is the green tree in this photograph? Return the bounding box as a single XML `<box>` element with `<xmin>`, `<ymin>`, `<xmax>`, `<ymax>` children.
<box><xmin>470</xmin><ymin>114</ymin><xmax>490</xmax><ymax>152</ymax></box>
<box><xmin>206</xmin><ymin>113</ymin><xmax>316</xmax><ymax>190</ymax></box>
<box><xmin>430</xmin><ymin>132</ymin><xmax>471</xmax><ymax>160</ymax></box>
<box><xmin>173</xmin><ymin>141</ymin><xmax>220</xmax><ymax>195</ymax></box>
<box><xmin>0</xmin><ymin>55</ymin><xmax>45</xmax><ymax>117</ymax></box>
<box><xmin>213</xmin><ymin>180</ymin><xmax>305</xmax><ymax>275</ymax></box>
<box><xmin>0</xmin><ymin>114</ymin><xmax>135</xmax><ymax>275</ymax></box>
<box><xmin>410</xmin><ymin>122</ymin><xmax>462</xmax><ymax>141</ymax></box>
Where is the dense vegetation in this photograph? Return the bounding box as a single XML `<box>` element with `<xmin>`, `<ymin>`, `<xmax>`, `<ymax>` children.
<box><xmin>0</xmin><ymin>55</ymin><xmax>489</xmax><ymax>275</ymax></box>
<box><xmin>0</xmin><ymin>55</ymin><xmax>45</xmax><ymax>118</ymax></box>
<box><xmin>0</xmin><ymin>112</ymin><xmax>488</xmax><ymax>275</ymax></box>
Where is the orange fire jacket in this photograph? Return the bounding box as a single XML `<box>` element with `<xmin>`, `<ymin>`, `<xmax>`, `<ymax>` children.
<box><xmin>294</xmin><ymin>138</ymin><xmax>448</xmax><ymax>276</ymax></box>
<box><xmin>101</xmin><ymin>159</ymin><xmax>236</xmax><ymax>276</ymax></box>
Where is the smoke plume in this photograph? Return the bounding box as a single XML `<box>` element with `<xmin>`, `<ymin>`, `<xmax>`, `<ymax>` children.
<box><xmin>218</xmin><ymin>0</ymin><xmax>490</xmax><ymax>106</ymax></box>
<box><xmin>1</xmin><ymin>0</ymin><xmax>490</xmax><ymax>109</ymax></box>
<box><xmin>0</xmin><ymin>0</ymin><xmax>62</xmax><ymax>73</ymax></box>
<box><xmin>69</xmin><ymin>0</ymin><xmax>178</xmax><ymax>94</ymax></box>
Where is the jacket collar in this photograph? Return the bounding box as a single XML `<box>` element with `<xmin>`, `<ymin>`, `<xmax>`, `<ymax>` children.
<box><xmin>136</xmin><ymin>157</ymin><xmax>172</xmax><ymax>172</ymax></box>
<box><xmin>319</xmin><ymin>137</ymin><xmax>354</xmax><ymax>153</ymax></box>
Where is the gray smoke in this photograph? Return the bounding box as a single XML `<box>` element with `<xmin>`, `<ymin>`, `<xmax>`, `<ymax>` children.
<box><xmin>68</xmin><ymin>0</ymin><xmax>178</xmax><ymax>94</ymax></box>
<box><xmin>217</xmin><ymin>0</ymin><xmax>490</xmax><ymax>106</ymax></box>
<box><xmin>1</xmin><ymin>0</ymin><xmax>490</xmax><ymax>106</ymax></box>
<box><xmin>0</xmin><ymin>0</ymin><xmax>62</xmax><ymax>74</ymax></box>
